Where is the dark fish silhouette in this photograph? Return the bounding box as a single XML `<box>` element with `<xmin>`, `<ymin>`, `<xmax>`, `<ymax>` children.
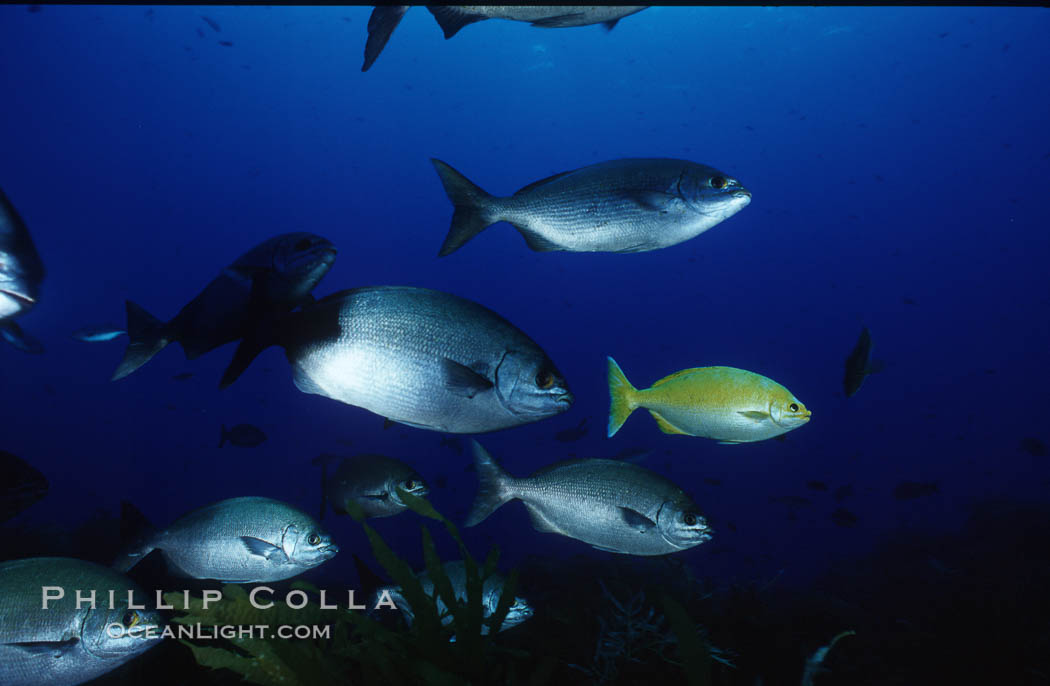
<box><xmin>313</xmin><ymin>453</ymin><xmax>428</xmax><ymax>519</ymax></box>
<box><xmin>830</xmin><ymin>507</ymin><xmax>858</xmax><ymax>527</ymax></box>
<box><xmin>111</xmin><ymin>233</ymin><xmax>336</xmax><ymax>380</ymax></box>
<box><xmin>844</xmin><ymin>326</ymin><xmax>883</xmax><ymax>397</ymax></box>
<box><xmin>361</xmin><ymin>5</ymin><xmax>646</xmax><ymax>72</ymax></box>
<box><xmin>201</xmin><ymin>15</ymin><xmax>221</xmax><ymax>32</ymax></box>
<box><xmin>806</xmin><ymin>480</ymin><xmax>829</xmax><ymax>491</ymax></box>
<box><xmin>610</xmin><ymin>446</ymin><xmax>651</xmax><ymax>465</ymax></box>
<box><xmin>218</xmin><ymin>40</ymin><xmax>233</xmax><ymax>47</ymax></box>
<box><xmin>893</xmin><ymin>480</ymin><xmax>939</xmax><ymax>500</ymax></box>
<box><xmin>0</xmin><ymin>187</ymin><xmax>46</xmax><ymax>354</ymax></box>
<box><xmin>218</xmin><ymin>423</ymin><xmax>267</xmax><ymax>448</ymax></box>
<box><xmin>555</xmin><ymin>417</ymin><xmax>589</xmax><ymax>442</ymax></box>
<box><xmin>1020</xmin><ymin>437</ymin><xmax>1047</xmax><ymax>457</ymax></box>
<box><xmin>0</xmin><ymin>451</ymin><xmax>48</xmax><ymax>522</ymax></box>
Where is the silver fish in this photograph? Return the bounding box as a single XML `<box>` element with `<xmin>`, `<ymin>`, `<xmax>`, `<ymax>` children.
<box><xmin>466</xmin><ymin>441</ymin><xmax>711</xmax><ymax>555</ymax></box>
<box><xmin>111</xmin><ymin>232</ymin><xmax>336</xmax><ymax>380</ymax></box>
<box><xmin>0</xmin><ymin>188</ymin><xmax>45</xmax><ymax>354</ymax></box>
<box><xmin>362</xmin><ymin>5</ymin><xmax>646</xmax><ymax>71</ymax></box>
<box><xmin>382</xmin><ymin>560</ymin><xmax>532</xmax><ymax>637</ymax></box>
<box><xmin>220</xmin><ymin>286</ymin><xmax>573</xmax><ymax>434</ymax></box>
<box><xmin>0</xmin><ymin>557</ymin><xmax>162</xmax><ymax>686</ymax></box>
<box><xmin>432</xmin><ymin>158</ymin><xmax>751</xmax><ymax>256</ymax></box>
<box><xmin>71</xmin><ymin>325</ymin><xmax>126</xmax><ymax>342</ymax></box>
<box><xmin>113</xmin><ymin>497</ymin><xmax>338</xmax><ymax>583</ymax></box>
<box><xmin>316</xmin><ymin>453</ymin><xmax>428</xmax><ymax>519</ymax></box>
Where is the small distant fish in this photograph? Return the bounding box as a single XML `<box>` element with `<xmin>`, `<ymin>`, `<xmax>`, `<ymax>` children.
<box><xmin>555</xmin><ymin>417</ymin><xmax>589</xmax><ymax>442</ymax></box>
<box><xmin>361</xmin><ymin>5</ymin><xmax>646</xmax><ymax>71</ymax></box>
<box><xmin>432</xmin><ymin>158</ymin><xmax>750</xmax><ymax>256</ymax></box>
<box><xmin>219</xmin><ymin>423</ymin><xmax>267</xmax><ymax>448</ymax></box>
<box><xmin>0</xmin><ymin>450</ymin><xmax>48</xmax><ymax>522</ymax></box>
<box><xmin>833</xmin><ymin>484</ymin><xmax>854</xmax><ymax>501</ymax></box>
<box><xmin>71</xmin><ymin>325</ymin><xmax>126</xmax><ymax>342</ymax></box>
<box><xmin>610</xmin><ymin>446</ymin><xmax>651</xmax><ymax>464</ymax></box>
<box><xmin>893</xmin><ymin>480</ymin><xmax>939</xmax><ymax>500</ymax></box>
<box><xmin>0</xmin><ymin>187</ymin><xmax>46</xmax><ymax>354</ymax></box>
<box><xmin>830</xmin><ymin>507</ymin><xmax>859</xmax><ymax>527</ymax></box>
<box><xmin>1020</xmin><ymin>437</ymin><xmax>1047</xmax><ymax>457</ymax></box>
<box><xmin>843</xmin><ymin>326</ymin><xmax>883</xmax><ymax>397</ymax></box>
<box><xmin>806</xmin><ymin>480</ymin><xmax>829</xmax><ymax>491</ymax></box>
<box><xmin>201</xmin><ymin>15</ymin><xmax>221</xmax><ymax>32</ymax></box>
<box><xmin>196</xmin><ymin>27</ymin><xmax>205</xmax><ymax>38</ymax></box>
<box><xmin>769</xmin><ymin>495</ymin><xmax>812</xmax><ymax>507</ymax></box>
<box><xmin>381</xmin><ymin>560</ymin><xmax>533</xmax><ymax>639</ymax></box>
<box><xmin>901</xmin><ymin>296</ymin><xmax>917</xmax><ymax>305</ymax></box>
<box><xmin>218</xmin><ymin>40</ymin><xmax>233</xmax><ymax>47</ymax></box>
<box><xmin>608</xmin><ymin>357</ymin><xmax>810</xmax><ymax>443</ymax></box>
<box><xmin>313</xmin><ymin>453</ymin><xmax>428</xmax><ymax>519</ymax></box>
<box><xmin>466</xmin><ymin>441</ymin><xmax>711</xmax><ymax>556</ymax></box>
<box><xmin>0</xmin><ymin>558</ymin><xmax>162</xmax><ymax>686</ymax></box>
<box><xmin>172</xmin><ymin>372</ymin><xmax>194</xmax><ymax>381</ymax></box>
<box><xmin>113</xmin><ymin>497</ymin><xmax>337</xmax><ymax>582</ymax></box>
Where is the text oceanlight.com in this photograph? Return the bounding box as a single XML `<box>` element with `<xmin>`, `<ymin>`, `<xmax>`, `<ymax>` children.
<box><xmin>107</xmin><ymin>623</ymin><xmax>333</xmax><ymax>641</ymax></box>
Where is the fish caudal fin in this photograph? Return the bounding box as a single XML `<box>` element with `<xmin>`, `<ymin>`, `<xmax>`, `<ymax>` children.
<box><xmin>362</xmin><ymin>5</ymin><xmax>409</xmax><ymax>71</ymax></box>
<box><xmin>111</xmin><ymin>301</ymin><xmax>169</xmax><ymax>381</ymax></box>
<box><xmin>431</xmin><ymin>159</ymin><xmax>499</xmax><ymax>257</ymax></box>
<box><xmin>465</xmin><ymin>441</ymin><xmax>515</xmax><ymax>527</ymax></box>
<box><xmin>607</xmin><ymin>356</ymin><xmax>640</xmax><ymax>437</ymax></box>
<box><xmin>112</xmin><ymin>500</ymin><xmax>157</xmax><ymax>573</ymax></box>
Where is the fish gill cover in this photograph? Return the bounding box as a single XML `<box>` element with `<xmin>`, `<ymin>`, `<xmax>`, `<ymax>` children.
<box><xmin>0</xmin><ymin>5</ymin><xmax>1049</xmax><ymax>686</ymax></box>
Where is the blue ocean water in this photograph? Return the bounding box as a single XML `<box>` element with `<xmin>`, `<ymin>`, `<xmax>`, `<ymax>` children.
<box><xmin>2</xmin><ymin>5</ymin><xmax>1049</xmax><ymax>684</ymax></box>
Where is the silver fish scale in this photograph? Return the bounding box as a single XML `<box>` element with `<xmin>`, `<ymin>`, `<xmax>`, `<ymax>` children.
<box><xmin>510</xmin><ymin>459</ymin><xmax>695</xmax><ymax>555</ymax></box>
<box><xmin>156</xmin><ymin>497</ymin><xmax>320</xmax><ymax>581</ymax></box>
<box><xmin>497</xmin><ymin>159</ymin><xmax>724</xmax><ymax>253</ymax></box>
<box><xmin>289</xmin><ymin>287</ymin><xmax>553</xmax><ymax>433</ymax></box>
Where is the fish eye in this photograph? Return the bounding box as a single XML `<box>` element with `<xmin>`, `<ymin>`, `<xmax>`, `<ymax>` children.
<box><xmin>404</xmin><ymin>479</ymin><xmax>416</xmax><ymax>490</ymax></box>
<box><xmin>122</xmin><ymin>610</ymin><xmax>141</xmax><ymax>629</ymax></box>
<box><xmin>683</xmin><ymin>513</ymin><xmax>697</xmax><ymax>526</ymax></box>
<box><xmin>308</xmin><ymin>533</ymin><xmax>321</xmax><ymax>546</ymax></box>
<box><xmin>789</xmin><ymin>403</ymin><xmax>799</xmax><ymax>412</ymax></box>
<box><xmin>535</xmin><ymin>370</ymin><xmax>554</xmax><ymax>389</ymax></box>
<box><xmin>294</xmin><ymin>238</ymin><xmax>313</xmax><ymax>251</ymax></box>
<box><xmin>710</xmin><ymin>176</ymin><xmax>727</xmax><ymax>190</ymax></box>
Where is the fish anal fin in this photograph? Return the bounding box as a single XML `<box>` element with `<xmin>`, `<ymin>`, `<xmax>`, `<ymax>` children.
<box><xmin>524</xmin><ymin>503</ymin><xmax>566</xmax><ymax>535</ymax></box>
<box><xmin>650</xmin><ymin>411</ymin><xmax>691</xmax><ymax>436</ymax></box>
<box><xmin>530</xmin><ymin>13</ymin><xmax>586</xmax><ymax>28</ymax></box>
<box><xmin>519</xmin><ymin>229</ymin><xmax>560</xmax><ymax>252</ymax></box>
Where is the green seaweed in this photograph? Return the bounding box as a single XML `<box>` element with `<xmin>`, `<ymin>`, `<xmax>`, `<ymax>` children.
<box><xmin>661</xmin><ymin>593</ymin><xmax>713</xmax><ymax>686</ymax></box>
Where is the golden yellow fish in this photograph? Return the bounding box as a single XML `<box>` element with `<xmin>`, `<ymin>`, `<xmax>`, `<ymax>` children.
<box><xmin>607</xmin><ymin>357</ymin><xmax>811</xmax><ymax>443</ymax></box>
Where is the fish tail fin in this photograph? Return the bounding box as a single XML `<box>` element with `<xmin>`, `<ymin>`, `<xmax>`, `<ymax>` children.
<box><xmin>465</xmin><ymin>441</ymin><xmax>516</xmax><ymax>527</ymax></box>
<box><xmin>362</xmin><ymin>5</ymin><xmax>409</xmax><ymax>71</ymax></box>
<box><xmin>431</xmin><ymin>158</ymin><xmax>499</xmax><ymax>257</ymax></box>
<box><xmin>112</xmin><ymin>500</ymin><xmax>156</xmax><ymax>573</ymax></box>
<box><xmin>607</xmin><ymin>356</ymin><xmax>640</xmax><ymax>437</ymax></box>
<box><xmin>111</xmin><ymin>301</ymin><xmax>169</xmax><ymax>381</ymax></box>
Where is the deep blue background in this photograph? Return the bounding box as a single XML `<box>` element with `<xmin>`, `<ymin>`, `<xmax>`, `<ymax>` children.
<box><xmin>1</xmin><ymin>6</ymin><xmax>1048</xmax><ymax>591</ymax></box>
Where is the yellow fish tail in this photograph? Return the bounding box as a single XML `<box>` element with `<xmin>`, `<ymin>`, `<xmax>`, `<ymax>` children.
<box><xmin>607</xmin><ymin>356</ymin><xmax>640</xmax><ymax>437</ymax></box>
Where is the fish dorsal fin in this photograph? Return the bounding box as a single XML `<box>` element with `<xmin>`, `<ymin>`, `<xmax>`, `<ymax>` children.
<box><xmin>651</xmin><ymin>368</ymin><xmax>700</xmax><ymax>388</ymax></box>
<box><xmin>441</xmin><ymin>358</ymin><xmax>494</xmax><ymax>398</ymax></box>
<box><xmin>529</xmin><ymin>13</ymin><xmax>586</xmax><ymax>28</ymax></box>
<box><xmin>620</xmin><ymin>507</ymin><xmax>656</xmax><ymax>532</ymax></box>
<box><xmin>519</xmin><ymin>230</ymin><xmax>560</xmax><ymax>253</ymax></box>
<box><xmin>650</xmin><ymin>411</ymin><xmax>691</xmax><ymax>436</ymax></box>
<box><xmin>513</xmin><ymin>170</ymin><xmax>574</xmax><ymax>196</ymax></box>
<box><xmin>523</xmin><ymin>503</ymin><xmax>566</xmax><ymax>535</ymax></box>
<box><xmin>240</xmin><ymin>537</ymin><xmax>288</xmax><ymax>563</ymax></box>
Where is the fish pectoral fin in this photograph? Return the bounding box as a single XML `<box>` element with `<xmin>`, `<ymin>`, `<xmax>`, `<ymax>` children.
<box><xmin>737</xmin><ymin>410</ymin><xmax>770</xmax><ymax>421</ymax></box>
<box><xmin>650</xmin><ymin>411</ymin><xmax>691</xmax><ymax>436</ymax></box>
<box><xmin>621</xmin><ymin>190</ymin><xmax>675</xmax><ymax>212</ymax></box>
<box><xmin>441</xmin><ymin>358</ymin><xmax>494</xmax><ymax>398</ymax></box>
<box><xmin>519</xmin><ymin>229</ymin><xmax>560</xmax><ymax>252</ymax></box>
<box><xmin>6</xmin><ymin>639</ymin><xmax>79</xmax><ymax>657</ymax></box>
<box><xmin>620</xmin><ymin>507</ymin><xmax>656</xmax><ymax>532</ymax></box>
<box><xmin>240</xmin><ymin>537</ymin><xmax>289</xmax><ymax>563</ymax></box>
<box><xmin>530</xmin><ymin>13</ymin><xmax>586</xmax><ymax>28</ymax></box>
<box><xmin>524</xmin><ymin>504</ymin><xmax>566</xmax><ymax>535</ymax></box>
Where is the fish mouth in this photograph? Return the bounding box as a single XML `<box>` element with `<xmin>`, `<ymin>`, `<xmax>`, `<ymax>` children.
<box><xmin>321</xmin><ymin>543</ymin><xmax>340</xmax><ymax>558</ymax></box>
<box><xmin>555</xmin><ymin>392</ymin><xmax>574</xmax><ymax>408</ymax></box>
<box><xmin>732</xmin><ymin>189</ymin><xmax>752</xmax><ymax>201</ymax></box>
